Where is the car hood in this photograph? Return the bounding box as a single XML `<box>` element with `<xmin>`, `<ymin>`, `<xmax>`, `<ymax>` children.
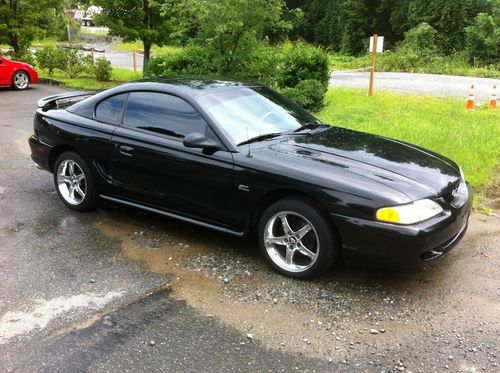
<box><xmin>270</xmin><ymin>127</ymin><xmax>461</xmax><ymax>201</ymax></box>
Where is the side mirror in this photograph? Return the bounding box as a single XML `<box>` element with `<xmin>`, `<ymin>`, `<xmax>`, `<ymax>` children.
<box><xmin>183</xmin><ymin>132</ymin><xmax>221</xmax><ymax>151</ymax></box>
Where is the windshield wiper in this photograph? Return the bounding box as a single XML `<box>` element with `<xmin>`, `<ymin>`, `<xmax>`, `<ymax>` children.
<box><xmin>237</xmin><ymin>132</ymin><xmax>283</xmax><ymax>146</ymax></box>
<box><xmin>292</xmin><ymin>121</ymin><xmax>329</xmax><ymax>133</ymax></box>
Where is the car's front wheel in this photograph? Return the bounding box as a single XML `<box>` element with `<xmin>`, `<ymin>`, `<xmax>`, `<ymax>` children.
<box><xmin>258</xmin><ymin>197</ymin><xmax>338</xmax><ymax>278</ymax></box>
<box><xmin>12</xmin><ymin>71</ymin><xmax>30</xmax><ymax>90</ymax></box>
<box><xmin>53</xmin><ymin>152</ymin><xmax>98</xmax><ymax>211</ymax></box>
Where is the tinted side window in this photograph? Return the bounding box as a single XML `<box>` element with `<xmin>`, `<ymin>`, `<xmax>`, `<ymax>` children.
<box><xmin>123</xmin><ymin>92</ymin><xmax>207</xmax><ymax>138</ymax></box>
<box><xmin>95</xmin><ymin>93</ymin><xmax>127</xmax><ymax>123</ymax></box>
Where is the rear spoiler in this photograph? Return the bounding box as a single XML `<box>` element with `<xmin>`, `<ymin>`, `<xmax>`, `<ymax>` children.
<box><xmin>37</xmin><ymin>90</ymin><xmax>99</xmax><ymax>111</ymax></box>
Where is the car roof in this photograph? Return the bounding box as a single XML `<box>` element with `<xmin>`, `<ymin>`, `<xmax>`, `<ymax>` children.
<box><xmin>115</xmin><ymin>76</ymin><xmax>264</xmax><ymax>97</ymax></box>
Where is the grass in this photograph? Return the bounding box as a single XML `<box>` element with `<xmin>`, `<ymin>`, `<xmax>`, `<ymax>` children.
<box><xmin>109</xmin><ymin>41</ymin><xmax>183</xmax><ymax>55</ymax></box>
<box><xmin>40</xmin><ymin>67</ymin><xmax>143</xmax><ymax>90</ymax></box>
<box><xmin>317</xmin><ymin>88</ymin><xmax>499</xmax><ymax>192</ymax></box>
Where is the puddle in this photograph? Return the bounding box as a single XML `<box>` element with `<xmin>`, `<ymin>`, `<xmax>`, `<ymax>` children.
<box><xmin>92</xmin><ymin>209</ymin><xmax>500</xmax><ymax>359</ymax></box>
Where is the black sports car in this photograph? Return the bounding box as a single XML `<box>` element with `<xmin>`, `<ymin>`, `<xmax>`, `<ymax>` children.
<box><xmin>29</xmin><ymin>77</ymin><xmax>472</xmax><ymax>278</ymax></box>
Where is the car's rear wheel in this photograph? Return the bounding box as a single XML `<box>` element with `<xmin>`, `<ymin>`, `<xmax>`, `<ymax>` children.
<box><xmin>53</xmin><ymin>152</ymin><xmax>97</xmax><ymax>211</ymax></box>
<box><xmin>258</xmin><ymin>197</ymin><xmax>337</xmax><ymax>278</ymax></box>
<box><xmin>12</xmin><ymin>71</ymin><xmax>29</xmax><ymax>90</ymax></box>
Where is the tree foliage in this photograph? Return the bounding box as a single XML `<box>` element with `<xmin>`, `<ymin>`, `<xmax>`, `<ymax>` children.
<box><xmin>92</xmin><ymin>0</ymin><xmax>193</xmax><ymax>71</ymax></box>
<box><xmin>0</xmin><ymin>0</ymin><xmax>65</xmax><ymax>56</ymax></box>
<box><xmin>465</xmin><ymin>12</ymin><xmax>500</xmax><ymax>66</ymax></box>
<box><xmin>286</xmin><ymin>0</ymin><xmax>496</xmax><ymax>58</ymax></box>
<box><xmin>195</xmin><ymin>0</ymin><xmax>291</xmax><ymax>74</ymax></box>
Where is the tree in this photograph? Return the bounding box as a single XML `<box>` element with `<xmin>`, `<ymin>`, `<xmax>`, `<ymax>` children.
<box><xmin>93</xmin><ymin>0</ymin><xmax>190</xmax><ymax>72</ymax></box>
<box><xmin>195</xmin><ymin>0</ymin><xmax>291</xmax><ymax>74</ymax></box>
<box><xmin>0</xmin><ymin>0</ymin><xmax>65</xmax><ymax>57</ymax></box>
<box><xmin>465</xmin><ymin>12</ymin><xmax>500</xmax><ymax>66</ymax></box>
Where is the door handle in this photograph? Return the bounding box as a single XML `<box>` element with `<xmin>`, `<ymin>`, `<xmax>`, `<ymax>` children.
<box><xmin>118</xmin><ymin>144</ymin><xmax>135</xmax><ymax>156</ymax></box>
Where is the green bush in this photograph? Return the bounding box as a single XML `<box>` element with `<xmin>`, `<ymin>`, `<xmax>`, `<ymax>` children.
<box><xmin>7</xmin><ymin>49</ymin><xmax>35</xmax><ymax>65</ymax></box>
<box><xmin>278</xmin><ymin>41</ymin><xmax>330</xmax><ymax>89</ymax></box>
<box><xmin>465</xmin><ymin>13</ymin><xmax>500</xmax><ymax>66</ymax></box>
<box><xmin>147</xmin><ymin>41</ymin><xmax>330</xmax><ymax>112</ymax></box>
<box><xmin>61</xmin><ymin>49</ymin><xmax>93</xmax><ymax>79</ymax></box>
<box><xmin>146</xmin><ymin>45</ymin><xmax>212</xmax><ymax>77</ymax></box>
<box><xmin>35</xmin><ymin>46</ymin><xmax>65</xmax><ymax>76</ymax></box>
<box><xmin>281</xmin><ymin>79</ymin><xmax>326</xmax><ymax>112</ymax></box>
<box><xmin>375</xmin><ymin>23</ymin><xmax>442</xmax><ymax>72</ymax></box>
<box><xmin>93</xmin><ymin>56</ymin><xmax>113</xmax><ymax>81</ymax></box>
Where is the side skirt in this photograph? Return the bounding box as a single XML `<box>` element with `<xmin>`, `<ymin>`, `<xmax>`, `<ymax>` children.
<box><xmin>100</xmin><ymin>195</ymin><xmax>245</xmax><ymax>238</ymax></box>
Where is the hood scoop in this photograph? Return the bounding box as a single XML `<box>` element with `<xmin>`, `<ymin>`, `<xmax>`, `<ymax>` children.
<box><xmin>295</xmin><ymin>149</ymin><xmax>321</xmax><ymax>157</ymax></box>
<box><xmin>270</xmin><ymin>143</ymin><xmax>321</xmax><ymax>158</ymax></box>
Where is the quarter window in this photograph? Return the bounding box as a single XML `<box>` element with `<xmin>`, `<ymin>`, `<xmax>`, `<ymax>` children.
<box><xmin>123</xmin><ymin>92</ymin><xmax>207</xmax><ymax>138</ymax></box>
<box><xmin>95</xmin><ymin>94</ymin><xmax>127</xmax><ymax>123</ymax></box>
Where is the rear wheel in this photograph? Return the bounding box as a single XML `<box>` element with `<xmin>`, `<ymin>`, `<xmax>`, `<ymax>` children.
<box><xmin>53</xmin><ymin>152</ymin><xmax>98</xmax><ymax>211</ymax></box>
<box><xmin>258</xmin><ymin>197</ymin><xmax>337</xmax><ymax>278</ymax></box>
<box><xmin>12</xmin><ymin>71</ymin><xmax>29</xmax><ymax>90</ymax></box>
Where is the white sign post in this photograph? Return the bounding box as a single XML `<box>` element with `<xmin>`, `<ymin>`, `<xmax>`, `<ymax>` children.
<box><xmin>368</xmin><ymin>34</ymin><xmax>384</xmax><ymax>96</ymax></box>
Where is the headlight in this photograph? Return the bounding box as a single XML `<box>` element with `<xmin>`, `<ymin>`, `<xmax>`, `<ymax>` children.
<box><xmin>459</xmin><ymin>167</ymin><xmax>465</xmax><ymax>181</ymax></box>
<box><xmin>376</xmin><ymin>199</ymin><xmax>443</xmax><ymax>224</ymax></box>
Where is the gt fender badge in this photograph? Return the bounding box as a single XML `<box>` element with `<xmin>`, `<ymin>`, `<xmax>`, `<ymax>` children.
<box><xmin>238</xmin><ymin>184</ymin><xmax>250</xmax><ymax>192</ymax></box>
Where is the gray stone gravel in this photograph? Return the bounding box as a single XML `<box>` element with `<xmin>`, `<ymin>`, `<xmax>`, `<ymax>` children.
<box><xmin>330</xmin><ymin>71</ymin><xmax>500</xmax><ymax>101</ymax></box>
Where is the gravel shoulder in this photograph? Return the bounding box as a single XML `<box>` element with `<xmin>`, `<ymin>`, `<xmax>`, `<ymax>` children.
<box><xmin>330</xmin><ymin>71</ymin><xmax>500</xmax><ymax>101</ymax></box>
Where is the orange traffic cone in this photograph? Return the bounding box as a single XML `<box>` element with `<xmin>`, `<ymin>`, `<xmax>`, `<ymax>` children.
<box><xmin>490</xmin><ymin>85</ymin><xmax>497</xmax><ymax>110</ymax></box>
<box><xmin>466</xmin><ymin>84</ymin><xmax>475</xmax><ymax>110</ymax></box>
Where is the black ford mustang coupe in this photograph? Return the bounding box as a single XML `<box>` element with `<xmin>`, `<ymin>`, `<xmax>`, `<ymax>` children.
<box><xmin>29</xmin><ymin>78</ymin><xmax>472</xmax><ymax>278</ymax></box>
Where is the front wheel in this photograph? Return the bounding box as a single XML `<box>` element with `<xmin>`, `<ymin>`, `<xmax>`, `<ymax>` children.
<box><xmin>53</xmin><ymin>152</ymin><xmax>98</xmax><ymax>211</ymax></box>
<box><xmin>258</xmin><ymin>197</ymin><xmax>338</xmax><ymax>279</ymax></box>
<box><xmin>12</xmin><ymin>71</ymin><xmax>30</xmax><ymax>90</ymax></box>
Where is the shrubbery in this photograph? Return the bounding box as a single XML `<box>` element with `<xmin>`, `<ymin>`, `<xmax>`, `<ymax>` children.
<box><xmin>93</xmin><ymin>56</ymin><xmax>113</xmax><ymax>81</ymax></box>
<box><xmin>35</xmin><ymin>46</ymin><xmax>113</xmax><ymax>81</ymax></box>
<box><xmin>35</xmin><ymin>46</ymin><xmax>65</xmax><ymax>76</ymax></box>
<box><xmin>281</xmin><ymin>79</ymin><xmax>327</xmax><ymax>113</ymax></box>
<box><xmin>147</xmin><ymin>41</ymin><xmax>330</xmax><ymax>112</ymax></box>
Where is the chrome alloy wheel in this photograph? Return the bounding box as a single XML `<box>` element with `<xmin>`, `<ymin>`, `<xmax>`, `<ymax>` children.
<box><xmin>56</xmin><ymin>160</ymin><xmax>87</xmax><ymax>205</ymax></box>
<box><xmin>13</xmin><ymin>72</ymin><xmax>29</xmax><ymax>89</ymax></box>
<box><xmin>264</xmin><ymin>211</ymin><xmax>320</xmax><ymax>273</ymax></box>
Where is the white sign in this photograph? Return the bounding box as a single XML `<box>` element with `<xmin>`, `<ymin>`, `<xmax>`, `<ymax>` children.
<box><xmin>369</xmin><ymin>36</ymin><xmax>384</xmax><ymax>53</ymax></box>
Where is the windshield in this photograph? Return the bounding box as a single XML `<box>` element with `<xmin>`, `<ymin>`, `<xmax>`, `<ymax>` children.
<box><xmin>197</xmin><ymin>86</ymin><xmax>318</xmax><ymax>145</ymax></box>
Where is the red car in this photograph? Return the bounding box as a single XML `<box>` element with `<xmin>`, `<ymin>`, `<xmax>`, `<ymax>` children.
<box><xmin>0</xmin><ymin>56</ymin><xmax>39</xmax><ymax>90</ymax></box>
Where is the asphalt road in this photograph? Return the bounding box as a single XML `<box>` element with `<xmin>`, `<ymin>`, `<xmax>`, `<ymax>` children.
<box><xmin>330</xmin><ymin>71</ymin><xmax>500</xmax><ymax>101</ymax></box>
<box><xmin>0</xmin><ymin>85</ymin><xmax>499</xmax><ymax>372</ymax></box>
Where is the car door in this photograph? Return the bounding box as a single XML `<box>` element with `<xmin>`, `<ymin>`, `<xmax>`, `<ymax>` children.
<box><xmin>109</xmin><ymin>91</ymin><xmax>236</xmax><ymax>227</ymax></box>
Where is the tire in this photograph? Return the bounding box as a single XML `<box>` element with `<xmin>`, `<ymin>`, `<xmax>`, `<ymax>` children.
<box><xmin>12</xmin><ymin>70</ymin><xmax>30</xmax><ymax>90</ymax></box>
<box><xmin>53</xmin><ymin>152</ymin><xmax>98</xmax><ymax>211</ymax></box>
<box><xmin>258</xmin><ymin>197</ymin><xmax>337</xmax><ymax>279</ymax></box>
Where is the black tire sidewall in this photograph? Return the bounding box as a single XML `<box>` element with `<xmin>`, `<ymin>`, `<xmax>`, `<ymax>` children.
<box><xmin>258</xmin><ymin>197</ymin><xmax>337</xmax><ymax>279</ymax></box>
<box><xmin>53</xmin><ymin>152</ymin><xmax>98</xmax><ymax>211</ymax></box>
<box><xmin>12</xmin><ymin>71</ymin><xmax>29</xmax><ymax>90</ymax></box>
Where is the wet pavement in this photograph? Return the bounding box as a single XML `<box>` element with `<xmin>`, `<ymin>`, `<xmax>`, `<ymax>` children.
<box><xmin>0</xmin><ymin>85</ymin><xmax>499</xmax><ymax>372</ymax></box>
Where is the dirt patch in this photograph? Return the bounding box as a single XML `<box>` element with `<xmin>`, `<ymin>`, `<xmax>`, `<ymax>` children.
<box><xmin>94</xmin><ymin>208</ymin><xmax>500</xmax><ymax>364</ymax></box>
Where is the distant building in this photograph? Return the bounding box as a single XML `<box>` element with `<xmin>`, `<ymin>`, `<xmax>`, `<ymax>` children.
<box><xmin>81</xmin><ymin>6</ymin><xmax>102</xmax><ymax>27</ymax></box>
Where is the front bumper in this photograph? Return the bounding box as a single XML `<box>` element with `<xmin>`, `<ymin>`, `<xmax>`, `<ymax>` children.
<box><xmin>331</xmin><ymin>183</ymin><xmax>473</xmax><ymax>267</ymax></box>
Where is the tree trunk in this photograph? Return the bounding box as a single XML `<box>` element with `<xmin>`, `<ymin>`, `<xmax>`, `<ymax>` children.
<box><xmin>143</xmin><ymin>42</ymin><xmax>151</xmax><ymax>74</ymax></box>
<box><xmin>9</xmin><ymin>34</ymin><xmax>20</xmax><ymax>54</ymax></box>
